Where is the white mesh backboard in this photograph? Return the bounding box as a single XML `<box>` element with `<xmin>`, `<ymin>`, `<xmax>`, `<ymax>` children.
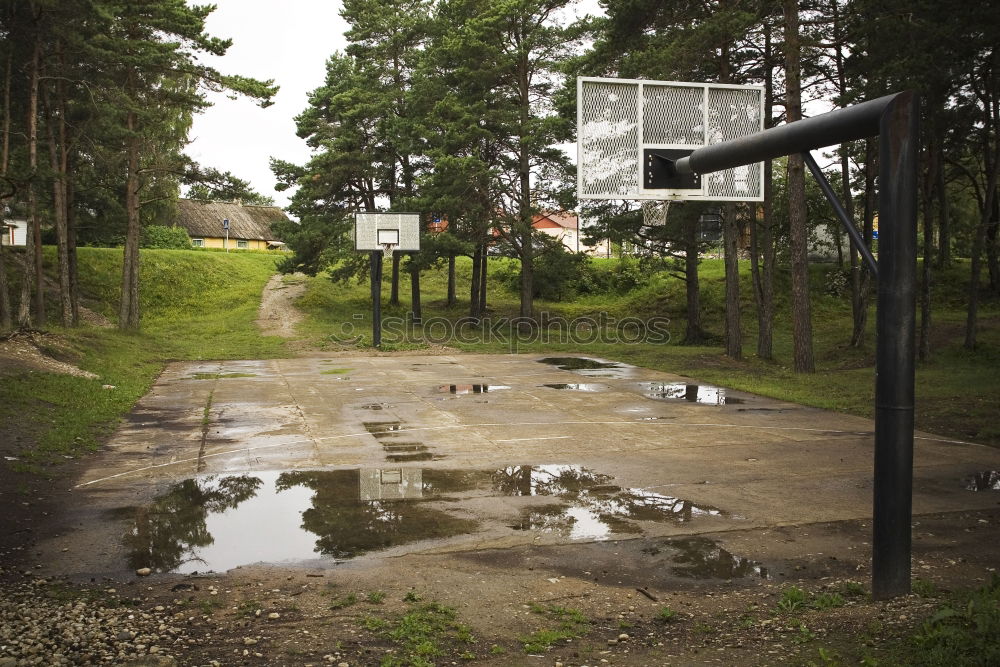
<box><xmin>354</xmin><ymin>212</ymin><xmax>421</xmax><ymax>251</ymax></box>
<box><xmin>578</xmin><ymin>77</ymin><xmax>764</xmax><ymax>202</ymax></box>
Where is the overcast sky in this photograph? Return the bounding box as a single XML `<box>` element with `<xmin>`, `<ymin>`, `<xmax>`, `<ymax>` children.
<box><xmin>185</xmin><ymin>1</ymin><xmax>350</xmax><ymax>209</ymax></box>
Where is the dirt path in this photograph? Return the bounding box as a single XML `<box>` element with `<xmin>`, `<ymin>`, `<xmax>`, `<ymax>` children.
<box><xmin>256</xmin><ymin>273</ymin><xmax>307</xmax><ymax>338</ymax></box>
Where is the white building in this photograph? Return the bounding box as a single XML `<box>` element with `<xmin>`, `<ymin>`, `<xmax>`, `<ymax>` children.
<box><xmin>2</xmin><ymin>219</ymin><xmax>28</xmax><ymax>247</ymax></box>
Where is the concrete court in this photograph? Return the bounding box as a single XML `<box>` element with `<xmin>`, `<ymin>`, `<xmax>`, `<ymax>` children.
<box><xmin>54</xmin><ymin>353</ymin><xmax>1000</xmax><ymax>577</ymax></box>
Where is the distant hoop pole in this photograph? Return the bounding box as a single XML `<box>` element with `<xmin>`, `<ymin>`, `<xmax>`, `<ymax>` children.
<box><xmin>370</xmin><ymin>251</ymin><xmax>383</xmax><ymax>348</ymax></box>
<box><xmin>676</xmin><ymin>91</ymin><xmax>918</xmax><ymax>600</ymax></box>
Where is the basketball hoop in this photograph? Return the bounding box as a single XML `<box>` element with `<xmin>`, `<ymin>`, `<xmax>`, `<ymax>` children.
<box><xmin>641</xmin><ymin>199</ymin><xmax>670</xmax><ymax>227</ymax></box>
<box><xmin>380</xmin><ymin>242</ymin><xmax>396</xmax><ymax>260</ymax></box>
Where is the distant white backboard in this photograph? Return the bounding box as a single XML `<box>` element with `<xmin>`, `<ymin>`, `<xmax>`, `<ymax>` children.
<box><xmin>354</xmin><ymin>212</ymin><xmax>421</xmax><ymax>251</ymax></box>
<box><xmin>577</xmin><ymin>77</ymin><xmax>765</xmax><ymax>202</ymax></box>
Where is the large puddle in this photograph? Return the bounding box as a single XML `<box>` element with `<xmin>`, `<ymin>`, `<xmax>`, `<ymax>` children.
<box><xmin>119</xmin><ymin>465</ymin><xmax>729</xmax><ymax>574</ymax></box>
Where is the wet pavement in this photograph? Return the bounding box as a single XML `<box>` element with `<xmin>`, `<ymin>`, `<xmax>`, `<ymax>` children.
<box><xmin>48</xmin><ymin>354</ymin><xmax>1000</xmax><ymax>578</ymax></box>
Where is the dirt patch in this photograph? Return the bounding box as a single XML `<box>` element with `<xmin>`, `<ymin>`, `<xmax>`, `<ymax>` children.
<box><xmin>0</xmin><ymin>329</ymin><xmax>97</xmax><ymax>379</ymax></box>
<box><xmin>256</xmin><ymin>274</ymin><xmax>307</xmax><ymax>338</ymax></box>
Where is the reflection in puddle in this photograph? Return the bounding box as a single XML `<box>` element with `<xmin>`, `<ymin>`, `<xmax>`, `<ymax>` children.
<box><xmin>965</xmin><ymin>470</ymin><xmax>1000</xmax><ymax>491</ymax></box>
<box><xmin>660</xmin><ymin>536</ymin><xmax>768</xmax><ymax>579</ymax></box>
<box><xmin>541</xmin><ymin>383</ymin><xmax>606</xmax><ymax>392</ymax></box>
<box><xmin>538</xmin><ymin>357</ymin><xmax>634</xmax><ymax>378</ymax></box>
<box><xmin>497</xmin><ymin>465</ymin><xmax>724</xmax><ymax>541</ymax></box>
<box><xmin>120</xmin><ymin>465</ymin><xmax>730</xmax><ymax>573</ymax></box>
<box><xmin>363</xmin><ymin>421</ymin><xmax>404</xmax><ymax>436</ymax></box>
<box><xmin>438</xmin><ymin>384</ymin><xmax>510</xmax><ymax>394</ymax></box>
<box><xmin>363</xmin><ymin>422</ymin><xmax>440</xmax><ymax>462</ymax></box>
<box><xmin>122</xmin><ymin>470</ymin><xmax>478</xmax><ymax>573</ymax></box>
<box><xmin>638</xmin><ymin>382</ymin><xmax>744</xmax><ymax>405</ymax></box>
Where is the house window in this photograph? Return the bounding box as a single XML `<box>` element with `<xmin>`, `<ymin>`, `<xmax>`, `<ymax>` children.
<box><xmin>192</xmin><ymin>238</ymin><xmax>204</xmax><ymax>247</ymax></box>
<box><xmin>237</xmin><ymin>239</ymin><xmax>249</xmax><ymax>249</ymax></box>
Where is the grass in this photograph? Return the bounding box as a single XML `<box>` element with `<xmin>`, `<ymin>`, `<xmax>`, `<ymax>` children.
<box><xmin>519</xmin><ymin>604</ymin><xmax>589</xmax><ymax>653</ymax></box>
<box><xmin>330</xmin><ymin>593</ymin><xmax>359</xmax><ymax>610</ymax></box>
<box><xmin>359</xmin><ymin>600</ymin><xmax>476</xmax><ymax>667</ymax></box>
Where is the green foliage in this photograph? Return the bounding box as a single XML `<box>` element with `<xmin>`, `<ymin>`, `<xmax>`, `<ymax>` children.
<box><xmin>909</xmin><ymin>576</ymin><xmax>1000</xmax><ymax>665</ymax></box>
<box><xmin>811</xmin><ymin>592</ymin><xmax>847</xmax><ymax>610</ymax></box>
<box><xmin>839</xmin><ymin>581</ymin><xmax>868</xmax><ymax>598</ymax></box>
<box><xmin>656</xmin><ymin>606</ymin><xmax>679</xmax><ymax>623</ymax></box>
<box><xmin>184</xmin><ymin>168</ymin><xmax>275</xmax><ymax>206</ymax></box>
<box><xmin>367</xmin><ymin>591</ymin><xmax>387</xmax><ymax>604</ymax></box>
<box><xmin>366</xmin><ymin>601</ymin><xmax>474</xmax><ymax>667</ymax></box>
<box><xmin>912</xmin><ymin>579</ymin><xmax>939</xmax><ymax>599</ymax></box>
<box><xmin>520</xmin><ymin>604</ymin><xmax>589</xmax><ymax>653</ymax></box>
<box><xmin>140</xmin><ymin>225</ymin><xmax>191</xmax><ymax>250</ymax></box>
<box><xmin>330</xmin><ymin>593</ymin><xmax>359</xmax><ymax>610</ymax></box>
<box><xmin>777</xmin><ymin>586</ymin><xmax>809</xmax><ymax>614</ymax></box>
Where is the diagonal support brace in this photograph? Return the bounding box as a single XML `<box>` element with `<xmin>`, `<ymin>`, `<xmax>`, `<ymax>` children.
<box><xmin>802</xmin><ymin>151</ymin><xmax>879</xmax><ymax>279</ymax></box>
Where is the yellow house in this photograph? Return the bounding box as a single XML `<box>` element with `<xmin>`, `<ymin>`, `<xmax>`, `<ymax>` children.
<box><xmin>174</xmin><ymin>199</ymin><xmax>287</xmax><ymax>250</ymax></box>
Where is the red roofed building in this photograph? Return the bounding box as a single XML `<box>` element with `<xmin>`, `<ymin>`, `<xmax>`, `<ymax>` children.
<box><xmin>532</xmin><ymin>211</ymin><xmax>579</xmax><ymax>253</ymax></box>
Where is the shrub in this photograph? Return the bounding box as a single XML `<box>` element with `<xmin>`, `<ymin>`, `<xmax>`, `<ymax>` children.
<box><xmin>141</xmin><ymin>225</ymin><xmax>190</xmax><ymax>249</ymax></box>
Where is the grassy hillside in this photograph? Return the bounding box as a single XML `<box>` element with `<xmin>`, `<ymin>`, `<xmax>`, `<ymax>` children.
<box><xmin>1</xmin><ymin>248</ymin><xmax>286</xmax><ymax>472</ymax></box>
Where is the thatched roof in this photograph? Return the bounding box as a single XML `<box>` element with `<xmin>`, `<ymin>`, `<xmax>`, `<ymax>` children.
<box><xmin>174</xmin><ymin>199</ymin><xmax>287</xmax><ymax>241</ymax></box>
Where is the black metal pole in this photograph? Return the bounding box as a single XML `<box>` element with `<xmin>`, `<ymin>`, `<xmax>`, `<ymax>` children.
<box><xmin>802</xmin><ymin>152</ymin><xmax>879</xmax><ymax>279</ymax></box>
<box><xmin>675</xmin><ymin>93</ymin><xmax>899</xmax><ymax>177</ymax></box>
<box><xmin>872</xmin><ymin>91</ymin><xmax>918</xmax><ymax>600</ymax></box>
<box><xmin>370</xmin><ymin>250</ymin><xmax>383</xmax><ymax>348</ymax></box>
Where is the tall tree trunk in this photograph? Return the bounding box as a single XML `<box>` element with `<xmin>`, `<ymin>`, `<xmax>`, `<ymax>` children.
<box><xmin>751</xmin><ymin>24</ymin><xmax>776</xmax><ymax>361</ymax></box>
<box><xmin>390</xmin><ymin>253</ymin><xmax>400</xmax><ymax>306</ymax></box>
<box><xmin>683</xmin><ymin>215</ymin><xmax>704</xmax><ymax>344</ymax></box>
<box><xmin>918</xmin><ymin>128</ymin><xmax>939</xmax><ymax>361</ymax></box>
<box><xmin>936</xmin><ymin>152</ymin><xmax>950</xmax><ymax>269</ymax></box>
<box><xmin>66</xmin><ymin>158</ymin><xmax>79</xmax><ymax>325</ymax></box>
<box><xmin>723</xmin><ymin>204</ymin><xmax>741</xmax><ymax>359</ymax></box>
<box><xmin>409</xmin><ymin>260</ymin><xmax>421</xmax><ymax>323</ymax></box>
<box><xmin>469</xmin><ymin>245</ymin><xmax>482</xmax><ymax>319</ymax></box>
<box><xmin>851</xmin><ymin>139</ymin><xmax>876</xmax><ymax>347</ymax></box>
<box><xmin>119</xmin><ymin>112</ymin><xmax>141</xmax><ymax>331</ymax></box>
<box><xmin>44</xmin><ymin>82</ymin><xmax>72</xmax><ymax>327</ymax></box>
<box><xmin>447</xmin><ymin>254</ymin><xmax>456</xmax><ymax>307</ymax></box>
<box><xmin>519</xmin><ymin>228</ymin><xmax>533</xmax><ymax>320</ymax></box>
<box><xmin>784</xmin><ymin>0</ymin><xmax>814</xmax><ymax>372</ymax></box>
<box><xmin>0</xmin><ymin>46</ymin><xmax>12</xmax><ymax>330</ymax></box>
<box><xmin>22</xmin><ymin>29</ymin><xmax>45</xmax><ymax>327</ymax></box>
<box><xmin>966</xmin><ymin>141</ymin><xmax>1000</xmax><ymax>349</ymax></box>
<box><xmin>478</xmin><ymin>251</ymin><xmax>487</xmax><ymax>314</ymax></box>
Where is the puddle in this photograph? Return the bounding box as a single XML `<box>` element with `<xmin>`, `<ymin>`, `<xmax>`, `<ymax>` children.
<box><xmin>965</xmin><ymin>470</ymin><xmax>1000</xmax><ymax>491</ymax></box>
<box><xmin>438</xmin><ymin>384</ymin><xmax>510</xmax><ymax>394</ymax></box>
<box><xmin>657</xmin><ymin>536</ymin><xmax>769</xmax><ymax>580</ymax></box>
<box><xmin>496</xmin><ymin>465</ymin><xmax>725</xmax><ymax>541</ymax></box>
<box><xmin>537</xmin><ymin>357</ymin><xmax>634</xmax><ymax>378</ymax></box>
<box><xmin>121</xmin><ymin>470</ymin><xmax>479</xmax><ymax>573</ymax></box>
<box><xmin>190</xmin><ymin>373</ymin><xmax>257</xmax><ymax>380</ymax></box>
<box><xmin>638</xmin><ymin>382</ymin><xmax>744</xmax><ymax>405</ymax></box>
<box><xmin>540</xmin><ymin>383</ymin><xmax>607</xmax><ymax>392</ymax></box>
<box><xmin>120</xmin><ymin>466</ymin><xmax>729</xmax><ymax>573</ymax></box>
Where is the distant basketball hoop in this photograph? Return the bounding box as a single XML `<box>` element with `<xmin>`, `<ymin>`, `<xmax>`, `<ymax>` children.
<box><xmin>354</xmin><ymin>212</ymin><xmax>421</xmax><ymax>348</ymax></box>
